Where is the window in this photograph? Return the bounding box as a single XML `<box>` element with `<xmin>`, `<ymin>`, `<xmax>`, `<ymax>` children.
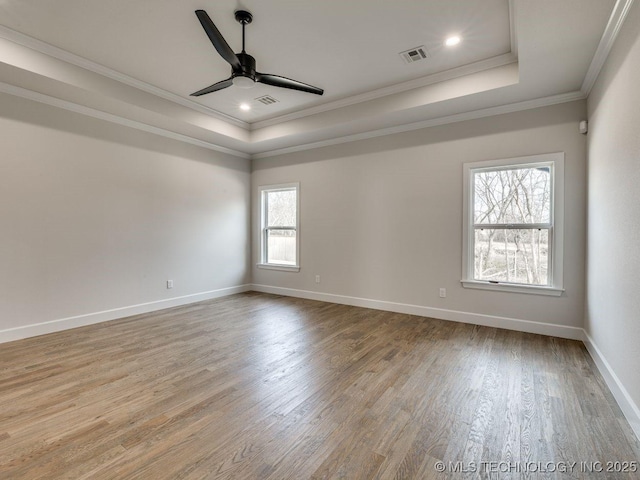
<box><xmin>258</xmin><ymin>183</ymin><xmax>300</xmax><ymax>271</ymax></box>
<box><xmin>462</xmin><ymin>153</ymin><xmax>564</xmax><ymax>295</ymax></box>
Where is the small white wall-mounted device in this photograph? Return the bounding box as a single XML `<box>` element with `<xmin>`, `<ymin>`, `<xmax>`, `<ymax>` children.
<box><xmin>579</xmin><ymin>120</ymin><xmax>588</xmax><ymax>134</ymax></box>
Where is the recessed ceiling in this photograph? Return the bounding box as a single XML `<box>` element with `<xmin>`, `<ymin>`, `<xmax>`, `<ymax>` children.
<box><xmin>0</xmin><ymin>0</ymin><xmax>621</xmax><ymax>157</ymax></box>
<box><xmin>0</xmin><ymin>0</ymin><xmax>512</xmax><ymax>123</ymax></box>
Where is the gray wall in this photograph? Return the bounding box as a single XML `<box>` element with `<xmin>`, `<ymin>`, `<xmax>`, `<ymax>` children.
<box><xmin>586</xmin><ymin>0</ymin><xmax>640</xmax><ymax>416</ymax></box>
<box><xmin>253</xmin><ymin>100</ymin><xmax>587</xmax><ymax>330</ymax></box>
<box><xmin>0</xmin><ymin>93</ymin><xmax>251</xmax><ymax>337</ymax></box>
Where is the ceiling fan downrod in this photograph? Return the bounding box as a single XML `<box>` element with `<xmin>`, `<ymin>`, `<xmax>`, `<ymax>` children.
<box><xmin>234</xmin><ymin>10</ymin><xmax>252</xmax><ymax>54</ymax></box>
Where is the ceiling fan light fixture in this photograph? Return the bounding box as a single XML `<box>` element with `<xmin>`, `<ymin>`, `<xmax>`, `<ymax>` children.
<box><xmin>445</xmin><ymin>35</ymin><xmax>461</xmax><ymax>47</ymax></box>
<box><xmin>232</xmin><ymin>75</ymin><xmax>255</xmax><ymax>89</ymax></box>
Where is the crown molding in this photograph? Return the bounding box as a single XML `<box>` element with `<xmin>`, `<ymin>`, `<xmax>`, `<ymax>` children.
<box><xmin>0</xmin><ymin>81</ymin><xmax>250</xmax><ymax>159</ymax></box>
<box><xmin>252</xmin><ymin>91</ymin><xmax>585</xmax><ymax>160</ymax></box>
<box><xmin>581</xmin><ymin>0</ymin><xmax>636</xmax><ymax>96</ymax></box>
<box><xmin>508</xmin><ymin>0</ymin><xmax>518</xmax><ymax>56</ymax></box>
<box><xmin>0</xmin><ymin>14</ymin><xmax>520</xmax><ymax>133</ymax></box>
<box><xmin>251</xmin><ymin>52</ymin><xmax>518</xmax><ymax>130</ymax></box>
<box><xmin>2</xmin><ymin>80</ymin><xmax>582</xmax><ymax>162</ymax></box>
<box><xmin>0</xmin><ymin>25</ymin><xmax>250</xmax><ymax>130</ymax></box>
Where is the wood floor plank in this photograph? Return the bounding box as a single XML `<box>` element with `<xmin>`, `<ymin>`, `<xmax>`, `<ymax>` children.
<box><xmin>0</xmin><ymin>292</ymin><xmax>638</xmax><ymax>479</ymax></box>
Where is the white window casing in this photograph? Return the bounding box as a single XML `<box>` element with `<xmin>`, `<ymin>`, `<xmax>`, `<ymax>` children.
<box><xmin>257</xmin><ymin>183</ymin><xmax>300</xmax><ymax>272</ymax></box>
<box><xmin>462</xmin><ymin>153</ymin><xmax>565</xmax><ymax>296</ymax></box>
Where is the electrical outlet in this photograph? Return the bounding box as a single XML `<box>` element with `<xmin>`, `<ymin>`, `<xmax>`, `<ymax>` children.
<box><xmin>167</xmin><ymin>280</ymin><xmax>174</xmax><ymax>289</ymax></box>
<box><xmin>315</xmin><ymin>275</ymin><xmax>321</xmax><ymax>284</ymax></box>
<box><xmin>439</xmin><ymin>288</ymin><xmax>446</xmax><ymax>298</ymax></box>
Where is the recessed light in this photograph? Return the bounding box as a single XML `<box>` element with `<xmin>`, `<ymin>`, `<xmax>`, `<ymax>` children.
<box><xmin>445</xmin><ymin>36</ymin><xmax>461</xmax><ymax>47</ymax></box>
<box><xmin>240</xmin><ymin>103</ymin><xmax>251</xmax><ymax>111</ymax></box>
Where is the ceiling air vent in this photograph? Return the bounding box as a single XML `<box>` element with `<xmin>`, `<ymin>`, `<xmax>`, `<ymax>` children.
<box><xmin>399</xmin><ymin>46</ymin><xmax>430</xmax><ymax>64</ymax></box>
<box><xmin>255</xmin><ymin>95</ymin><xmax>279</xmax><ymax>105</ymax></box>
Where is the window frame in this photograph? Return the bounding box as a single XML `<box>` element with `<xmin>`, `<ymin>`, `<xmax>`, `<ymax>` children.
<box><xmin>257</xmin><ymin>183</ymin><xmax>300</xmax><ymax>272</ymax></box>
<box><xmin>461</xmin><ymin>153</ymin><xmax>564</xmax><ymax>296</ymax></box>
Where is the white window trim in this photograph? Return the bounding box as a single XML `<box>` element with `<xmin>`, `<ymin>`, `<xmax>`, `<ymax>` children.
<box><xmin>257</xmin><ymin>182</ymin><xmax>300</xmax><ymax>272</ymax></box>
<box><xmin>461</xmin><ymin>152</ymin><xmax>565</xmax><ymax>296</ymax></box>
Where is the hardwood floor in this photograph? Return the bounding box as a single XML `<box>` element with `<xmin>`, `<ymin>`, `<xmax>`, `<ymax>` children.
<box><xmin>0</xmin><ymin>292</ymin><xmax>638</xmax><ymax>479</ymax></box>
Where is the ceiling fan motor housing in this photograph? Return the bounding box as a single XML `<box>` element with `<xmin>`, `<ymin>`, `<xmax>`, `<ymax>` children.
<box><xmin>234</xmin><ymin>53</ymin><xmax>257</xmax><ymax>80</ymax></box>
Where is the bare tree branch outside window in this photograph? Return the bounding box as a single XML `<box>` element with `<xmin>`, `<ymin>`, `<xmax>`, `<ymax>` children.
<box><xmin>473</xmin><ymin>165</ymin><xmax>551</xmax><ymax>285</ymax></box>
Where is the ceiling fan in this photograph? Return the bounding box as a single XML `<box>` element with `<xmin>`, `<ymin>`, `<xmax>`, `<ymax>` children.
<box><xmin>191</xmin><ymin>9</ymin><xmax>324</xmax><ymax>97</ymax></box>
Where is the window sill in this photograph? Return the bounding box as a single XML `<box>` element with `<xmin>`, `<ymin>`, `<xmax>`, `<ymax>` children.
<box><xmin>461</xmin><ymin>280</ymin><xmax>564</xmax><ymax>296</ymax></box>
<box><xmin>257</xmin><ymin>263</ymin><xmax>300</xmax><ymax>272</ymax></box>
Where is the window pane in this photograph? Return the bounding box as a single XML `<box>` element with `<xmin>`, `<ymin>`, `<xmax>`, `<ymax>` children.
<box><xmin>267</xmin><ymin>190</ymin><xmax>296</xmax><ymax>227</ymax></box>
<box><xmin>267</xmin><ymin>229</ymin><xmax>296</xmax><ymax>265</ymax></box>
<box><xmin>474</xmin><ymin>166</ymin><xmax>551</xmax><ymax>224</ymax></box>
<box><xmin>474</xmin><ymin>228</ymin><xmax>549</xmax><ymax>285</ymax></box>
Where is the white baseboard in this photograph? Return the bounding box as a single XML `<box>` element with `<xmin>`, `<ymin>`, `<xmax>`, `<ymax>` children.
<box><xmin>250</xmin><ymin>284</ymin><xmax>584</xmax><ymax>340</ymax></box>
<box><xmin>582</xmin><ymin>331</ymin><xmax>640</xmax><ymax>441</ymax></box>
<box><xmin>0</xmin><ymin>284</ymin><xmax>252</xmax><ymax>344</ymax></box>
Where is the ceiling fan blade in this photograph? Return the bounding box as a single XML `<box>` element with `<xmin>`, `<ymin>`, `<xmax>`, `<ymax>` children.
<box><xmin>195</xmin><ymin>10</ymin><xmax>241</xmax><ymax>70</ymax></box>
<box><xmin>256</xmin><ymin>73</ymin><xmax>324</xmax><ymax>95</ymax></box>
<box><xmin>190</xmin><ymin>77</ymin><xmax>233</xmax><ymax>96</ymax></box>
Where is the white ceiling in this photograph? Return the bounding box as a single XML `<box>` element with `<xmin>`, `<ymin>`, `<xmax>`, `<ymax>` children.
<box><xmin>0</xmin><ymin>0</ymin><xmax>624</xmax><ymax>157</ymax></box>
